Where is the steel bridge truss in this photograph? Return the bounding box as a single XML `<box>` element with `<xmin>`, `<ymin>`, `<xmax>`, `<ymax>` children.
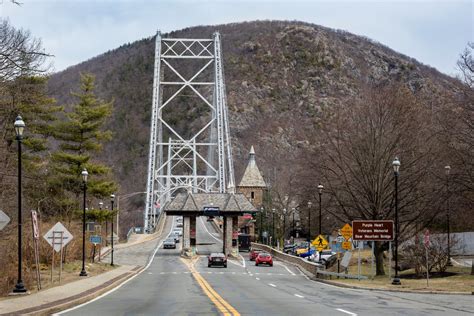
<box><xmin>144</xmin><ymin>32</ymin><xmax>235</xmax><ymax>232</ymax></box>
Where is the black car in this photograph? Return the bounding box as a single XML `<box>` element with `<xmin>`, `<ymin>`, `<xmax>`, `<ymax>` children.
<box><xmin>208</xmin><ymin>253</ymin><xmax>227</xmax><ymax>268</ymax></box>
<box><xmin>163</xmin><ymin>238</ymin><xmax>176</xmax><ymax>249</ymax></box>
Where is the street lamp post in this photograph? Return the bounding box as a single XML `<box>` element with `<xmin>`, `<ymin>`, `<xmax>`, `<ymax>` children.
<box><xmin>283</xmin><ymin>208</ymin><xmax>287</xmax><ymax>243</ymax></box>
<box><xmin>13</xmin><ymin>115</ymin><xmax>27</xmax><ymax>294</ymax></box>
<box><xmin>292</xmin><ymin>208</ymin><xmax>295</xmax><ymax>239</ymax></box>
<box><xmin>445</xmin><ymin>165</ymin><xmax>452</xmax><ymax>266</ymax></box>
<box><xmin>260</xmin><ymin>206</ymin><xmax>264</xmax><ymax>243</ymax></box>
<box><xmin>392</xmin><ymin>157</ymin><xmax>401</xmax><ymax>285</ymax></box>
<box><xmin>317</xmin><ymin>184</ymin><xmax>324</xmax><ymax>236</ymax></box>
<box><xmin>111</xmin><ymin>194</ymin><xmax>115</xmax><ymax>266</ymax></box>
<box><xmin>317</xmin><ymin>184</ymin><xmax>324</xmax><ymax>263</ymax></box>
<box><xmin>80</xmin><ymin>168</ymin><xmax>88</xmax><ymax>277</ymax></box>
<box><xmin>272</xmin><ymin>208</ymin><xmax>275</xmax><ymax>247</ymax></box>
<box><xmin>307</xmin><ymin>201</ymin><xmax>312</xmax><ymax>242</ymax></box>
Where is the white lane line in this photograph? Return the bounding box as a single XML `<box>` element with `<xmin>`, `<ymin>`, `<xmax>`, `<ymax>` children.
<box><xmin>256</xmin><ymin>277</ymin><xmax>260</xmax><ymax>280</ymax></box>
<box><xmin>294</xmin><ymin>294</ymin><xmax>304</xmax><ymax>298</ymax></box>
<box><xmin>275</xmin><ymin>261</ymin><xmax>296</xmax><ymax>275</ymax></box>
<box><xmin>238</xmin><ymin>253</ymin><xmax>246</xmax><ymax>268</ymax></box>
<box><xmin>268</xmin><ymin>283</ymin><xmax>277</xmax><ymax>287</ymax></box>
<box><xmin>336</xmin><ymin>308</ymin><xmax>357</xmax><ymax>316</ymax></box>
<box><xmin>147</xmin><ymin>272</ymin><xmax>153</xmax><ymax>275</ymax></box>
<box><xmin>296</xmin><ymin>267</ymin><xmax>310</xmax><ymax>280</ymax></box>
<box><xmin>54</xmin><ymin>215</ymin><xmax>176</xmax><ymax>315</ymax></box>
<box><xmin>199</xmin><ymin>217</ymin><xmax>222</xmax><ymax>243</ymax></box>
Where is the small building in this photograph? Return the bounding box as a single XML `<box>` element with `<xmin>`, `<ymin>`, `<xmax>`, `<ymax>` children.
<box><xmin>236</xmin><ymin>146</ymin><xmax>267</xmax><ymax>240</ymax></box>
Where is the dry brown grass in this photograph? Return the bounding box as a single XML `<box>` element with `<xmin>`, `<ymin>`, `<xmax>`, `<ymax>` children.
<box><xmin>327</xmin><ymin>249</ymin><xmax>474</xmax><ymax>293</ymax></box>
<box><xmin>0</xmin><ymin>219</ymin><xmax>113</xmax><ymax>296</ymax></box>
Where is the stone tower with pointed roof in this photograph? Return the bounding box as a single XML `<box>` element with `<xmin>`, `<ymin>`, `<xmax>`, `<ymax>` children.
<box><xmin>238</xmin><ymin>146</ymin><xmax>267</xmax><ymax>204</ymax></box>
<box><xmin>237</xmin><ymin>146</ymin><xmax>267</xmax><ymax>238</ymax></box>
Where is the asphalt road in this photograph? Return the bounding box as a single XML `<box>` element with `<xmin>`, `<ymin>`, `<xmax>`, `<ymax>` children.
<box><xmin>59</xmin><ymin>216</ymin><xmax>474</xmax><ymax>316</ymax></box>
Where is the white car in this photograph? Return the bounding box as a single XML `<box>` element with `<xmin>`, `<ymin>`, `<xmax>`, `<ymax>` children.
<box><xmin>173</xmin><ymin>229</ymin><xmax>182</xmax><ymax>237</ymax></box>
<box><xmin>308</xmin><ymin>250</ymin><xmax>336</xmax><ymax>263</ymax></box>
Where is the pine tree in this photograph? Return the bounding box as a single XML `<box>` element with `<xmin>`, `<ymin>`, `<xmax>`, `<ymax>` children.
<box><xmin>0</xmin><ymin>76</ymin><xmax>62</xmax><ymax>216</ymax></box>
<box><xmin>51</xmin><ymin>73</ymin><xmax>117</xmax><ymax>221</ymax></box>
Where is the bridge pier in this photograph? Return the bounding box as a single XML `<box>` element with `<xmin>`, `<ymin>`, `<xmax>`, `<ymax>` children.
<box><xmin>182</xmin><ymin>216</ymin><xmax>195</xmax><ymax>257</ymax></box>
<box><xmin>224</xmin><ymin>216</ymin><xmax>239</xmax><ymax>257</ymax></box>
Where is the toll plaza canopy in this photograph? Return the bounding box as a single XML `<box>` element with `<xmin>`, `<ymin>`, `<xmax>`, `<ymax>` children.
<box><xmin>163</xmin><ymin>193</ymin><xmax>258</xmax><ymax>216</ymax></box>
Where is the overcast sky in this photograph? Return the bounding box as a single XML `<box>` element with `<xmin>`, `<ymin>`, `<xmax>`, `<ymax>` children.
<box><xmin>2</xmin><ymin>0</ymin><xmax>473</xmax><ymax>76</ymax></box>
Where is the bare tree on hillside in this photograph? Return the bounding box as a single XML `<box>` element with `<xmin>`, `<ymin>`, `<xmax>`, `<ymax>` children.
<box><xmin>304</xmin><ymin>83</ymin><xmax>443</xmax><ymax>275</ymax></box>
<box><xmin>0</xmin><ymin>18</ymin><xmax>51</xmax><ymax>82</ymax></box>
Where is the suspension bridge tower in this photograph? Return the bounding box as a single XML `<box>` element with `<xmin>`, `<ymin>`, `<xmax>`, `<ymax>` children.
<box><xmin>144</xmin><ymin>31</ymin><xmax>235</xmax><ymax>232</ymax></box>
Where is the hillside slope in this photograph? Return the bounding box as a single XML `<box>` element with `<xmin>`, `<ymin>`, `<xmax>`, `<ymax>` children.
<box><xmin>47</xmin><ymin>20</ymin><xmax>460</xmax><ymax>224</ymax></box>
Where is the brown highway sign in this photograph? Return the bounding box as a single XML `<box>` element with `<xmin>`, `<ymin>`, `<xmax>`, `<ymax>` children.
<box><xmin>352</xmin><ymin>220</ymin><xmax>394</xmax><ymax>241</ymax></box>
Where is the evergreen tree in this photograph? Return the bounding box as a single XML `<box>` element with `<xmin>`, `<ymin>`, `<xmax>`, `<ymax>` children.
<box><xmin>0</xmin><ymin>76</ymin><xmax>61</xmax><ymax>216</ymax></box>
<box><xmin>50</xmin><ymin>73</ymin><xmax>117</xmax><ymax>221</ymax></box>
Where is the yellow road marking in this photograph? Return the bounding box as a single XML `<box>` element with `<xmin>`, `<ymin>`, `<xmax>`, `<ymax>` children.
<box><xmin>181</xmin><ymin>257</ymin><xmax>240</xmax><ymax>316</ymax></box>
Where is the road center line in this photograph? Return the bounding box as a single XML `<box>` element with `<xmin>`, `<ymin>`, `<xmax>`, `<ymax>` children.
<box><xmin>181</xmin><ymin>258</ymin><xmax>240</xmax><ymax>316</ymax></box>
<box><xmin>336</xmin><ymin>308</ymin><xmax>357</xmax><ymax>315</ymax></box>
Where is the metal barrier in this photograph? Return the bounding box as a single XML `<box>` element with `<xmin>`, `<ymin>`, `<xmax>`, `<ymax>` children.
<box><xmin>126</xmin><ymin>227</ymin><xmax>135</xmax><ymax>241</ymax></box>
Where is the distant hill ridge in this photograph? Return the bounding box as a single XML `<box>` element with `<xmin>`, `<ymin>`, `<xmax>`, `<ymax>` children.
<box><xmin>47</xmin><ymin>20</ymin><xmax>461</xmax><ymax>222</ymax></box>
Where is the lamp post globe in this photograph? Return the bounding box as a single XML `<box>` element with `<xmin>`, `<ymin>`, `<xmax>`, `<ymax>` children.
<box><xmin>445</xmin><ymin>165</ymin><xmax>452</xmax><ymax>266</ymax></box>
<box><xmin>110</xmin><ymin>193</ymin><xmax>115</xmax><ymax>266</ymax></box>
<box><xmin>392</xmin><ymin>157</ymin><xmax>401</xmax><ymax>285</ymax></box>
<box><xmin>80</xmin><ymin>168</ymin><xmax>88</xmax><ymax>277</ymax></box>
<box><xmin>13</xmin><ymin>115</ymin><xmax>27</xmax><ymax>294</ymax></box>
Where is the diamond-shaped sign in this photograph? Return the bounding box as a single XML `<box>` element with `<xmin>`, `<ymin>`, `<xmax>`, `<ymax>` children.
<box><xmin>0</xmin><ymin>210</ymin><xmax>10</xmax><ymax>231</ymax></box>
<box><xmin>311</xmin><ymin>234</ymin><xmax>329</xmax><ymax>251</ymax></box>
<box><xmin>340</xmin><ymin>223</ymin><xmax>353</xmax><ymax>241</ymax></box>
<box><xmin>43</xmin><ymin>222</ymin><xmax>73</xmax><ymax>252</ymax></box>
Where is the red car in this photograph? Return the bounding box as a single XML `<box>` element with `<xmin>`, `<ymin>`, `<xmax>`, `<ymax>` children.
<box><xmin>249</xmin><ymin>249</ymin><xmax>262</xmax><ymax>261</ymax></box>
<box><xmin>255</xmin><ymin>252</ymin><xmax>273</xmax><ymax>266</ymax></box>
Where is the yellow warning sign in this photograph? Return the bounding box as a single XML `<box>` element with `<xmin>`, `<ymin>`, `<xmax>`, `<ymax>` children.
<box><xmin>342</xmin><ymin>241</ymin><xmax>352</xmax><ymax>250</ymax></box>
<box><xmin>312</xmin><ymin>234</ymin><xmax>328</xmax><ymax>251</ymax></box>
<box><xmin>341</xmin><ymin>223</ymin><xmax>353</xmax><ymax>241</ymax></box>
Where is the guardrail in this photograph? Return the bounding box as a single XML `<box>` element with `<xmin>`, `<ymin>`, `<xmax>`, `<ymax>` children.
<box><xmin>316</xmin><ymin>270</ymin><xmax>368</xmax><ymax>280</ymax></box>
<box><xmin>126</xmin><ymin>227</ymin><xmax>135</xmax><ymax>241</ymax></box>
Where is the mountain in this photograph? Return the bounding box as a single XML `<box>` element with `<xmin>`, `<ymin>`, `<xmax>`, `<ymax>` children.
<box><xmin>47</xmin><ymin>20</ymin><xmax>461</xmax><ymax>226</ymax></box>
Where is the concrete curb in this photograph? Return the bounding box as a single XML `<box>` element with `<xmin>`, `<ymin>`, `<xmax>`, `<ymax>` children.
<box><xmin>1</xmin><ymin>266</ymin><xmax>144</xmax><ymax>316</ymax></box>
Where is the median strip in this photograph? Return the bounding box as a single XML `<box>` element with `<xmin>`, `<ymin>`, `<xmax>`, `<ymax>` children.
<box><xmin>181</xmin><ymin>258</ymin><xmax>240</xmax><ymax>316</ymax></box>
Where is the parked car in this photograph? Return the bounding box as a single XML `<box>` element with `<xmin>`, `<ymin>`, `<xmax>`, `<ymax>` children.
<box><xmin>255</xmin><ymin>252</ymin><xmax>273</xmax><ymax>266</ymax></box>
<box><xmin>208</xmin><ymin>253</ymin><xmax>227</xmax><ymax>268</ymax></box>
<box><xmin>173</xmin><ymin>228</ymin><xmax>182</xmax><ymax>236</ymax></box>
<box><xmin>163</xmin><ymin>238</ymin><xmax>176</xmax><ymax>249</ymax></box>
<box><xmin>300</xmin><ymin>247</ymin><xmax>316</xmax><ymax>258</ymax></box>
<box><xmin>308</xmin><ymin>250</ymin><xmax>336</xmax><ymax>263</ymax></box>
<box><xmin>283</xmin><ymin>244</ymin><xmax>297</xmax><ymax>254</ymax></box>
<box><xmin>249</xmin><ymin>249</ymin><xmax>263</xmax><ymax>261</ymax></box>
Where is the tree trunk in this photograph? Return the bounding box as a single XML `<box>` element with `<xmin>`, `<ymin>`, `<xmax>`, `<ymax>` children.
<box><xmin>374</xmin><ymin>241</ymin><xmax>386</xmax><ymax>276</ymax></box>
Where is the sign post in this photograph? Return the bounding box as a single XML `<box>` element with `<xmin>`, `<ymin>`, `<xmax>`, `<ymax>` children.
<box><xmin>31</xmin><ymin>210</ymin><xmax>41</xmax><ymax>290</ymax></box>
<box><xmin>43</xmin><ymin>222</ymin><xmax>73</xmax><ymax>284</ymax></box>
